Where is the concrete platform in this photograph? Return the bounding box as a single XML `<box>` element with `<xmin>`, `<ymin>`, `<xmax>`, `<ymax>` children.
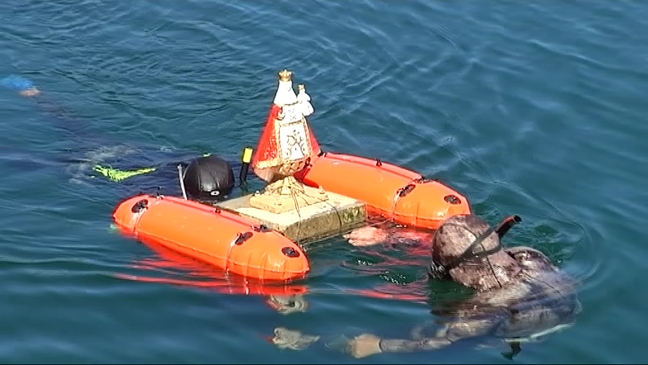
<box><xmin>215</xmin><ymin>189</ymin><xmax>367</xmax><ymax>246</ymax></box>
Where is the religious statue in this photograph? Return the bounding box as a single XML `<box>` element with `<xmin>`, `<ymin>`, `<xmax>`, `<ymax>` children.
<box><xmin>249</xmin><ymin>70</ymin><xmax>328</xmax><ymax>213</ymax></box>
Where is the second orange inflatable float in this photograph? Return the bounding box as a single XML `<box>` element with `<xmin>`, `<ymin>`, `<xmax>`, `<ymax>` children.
<box><xmin>297</xmin><ymin>151</ymin><xmax>472</xmax><ymax>230</ymax></box>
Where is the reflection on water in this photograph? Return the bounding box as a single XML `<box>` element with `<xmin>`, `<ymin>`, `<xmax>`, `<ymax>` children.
<box><xmin>115</xmin><ymin>238</ymin><xmax>310</xmax><ymax>313</ymax></box>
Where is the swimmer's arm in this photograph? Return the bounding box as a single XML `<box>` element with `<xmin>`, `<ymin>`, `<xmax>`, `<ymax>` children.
<box><xmin>346</xmin><ymin>333</ymin><xmax>453</xmax><ymax>358</ymax></box>
<box><xmin>378</xmin><ymin>336</ymin><xmax>452</xmax><ymax>353</ymax></box>
<box><xmin>349</xmin><ymin>316</ymin><xmax>495</xmax><ymax>357</ymax></box>
<box><xmin>344</xmin><ymin>227</ymin><xmax>433</xmax><ymax>247</ymax></box>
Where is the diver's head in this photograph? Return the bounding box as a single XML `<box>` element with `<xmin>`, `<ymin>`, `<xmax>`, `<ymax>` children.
<box><xmin>429</xmin><ymin>214</ymin><xmax>522</xmax><ymax>291</ymax></box>
<box><xmin>182</xmin><ymin>155</ymin><xmax>235</xmax><ymax>202</ymax></box>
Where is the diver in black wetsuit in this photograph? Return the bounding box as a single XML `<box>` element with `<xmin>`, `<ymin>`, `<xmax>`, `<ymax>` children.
<box><xmin>1</xmin><ymin>75</ymin><xmax>238</xmax><ymax>201</ymax></box>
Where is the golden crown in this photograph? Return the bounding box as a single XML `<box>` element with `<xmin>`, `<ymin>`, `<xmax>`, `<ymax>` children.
<box><xmin>278</xmin><ymin>69</ymin><xmax>292</xmax><ymax>82</ymax></box>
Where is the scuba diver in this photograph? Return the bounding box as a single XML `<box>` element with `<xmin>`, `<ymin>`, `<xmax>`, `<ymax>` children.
<box><xmin>1</xmin><ymin>75</ymin><xmax>240</xmax><ymax>201</ymax></box>
<box><xmin>272</xmin><ymin>214</ymin><xmax>581</xmax><ymax>359</ymax></box>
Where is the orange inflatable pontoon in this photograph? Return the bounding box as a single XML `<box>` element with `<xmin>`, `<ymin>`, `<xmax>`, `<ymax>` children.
<box><xmin>112</xmin><ymin>194</ymin><xmax>310</xmax><ymax>281</ymax></box>
<box><xmin>297</xmin><ymin>152</ymin><xmax>472</xmax><ymax>230</ymax></box>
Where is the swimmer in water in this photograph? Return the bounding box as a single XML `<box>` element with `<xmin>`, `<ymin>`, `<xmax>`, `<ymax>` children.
<box><xmin>1</xmin><ymin>75</ymin><xmax>241</xmax><ymax>201</ymax></box>
<box><xmin>273</xmin><ymin>214</ymin><xmax>581</xmax><ymax>359</ymax></box>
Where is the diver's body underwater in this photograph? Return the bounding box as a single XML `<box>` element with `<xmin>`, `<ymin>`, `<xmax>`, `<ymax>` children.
<box><xmin>1</xmin><ymin>75</ymin><xmax>241</xmax><ymax>201</ymax></box>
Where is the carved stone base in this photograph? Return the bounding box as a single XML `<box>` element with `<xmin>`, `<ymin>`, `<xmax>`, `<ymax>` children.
<box><xmin>249</xmin><ymin>176</ymin><xmax>329</xmax><ymax>214</ymax></box>
<box><xmin>215</xmin><ymin>189</ymin><xmax>366</xmax><ymax>245</ymax></box>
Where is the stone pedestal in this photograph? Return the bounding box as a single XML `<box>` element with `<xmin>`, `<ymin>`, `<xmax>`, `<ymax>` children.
<box><xmin>216</xmin><ymin>188</ymin><xmax>367</xmax><ymax>246</ymax></box>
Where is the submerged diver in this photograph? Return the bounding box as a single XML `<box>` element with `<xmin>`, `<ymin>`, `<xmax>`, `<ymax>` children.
<box><xmin>272</xmin><ymin>214</ymin><xmax>581</xmax><ymax>359</ymax></box>
<box><xmin>1</xmin><ymin>75</ymin><xmax>238</xmax><ymax>200</ymax></box>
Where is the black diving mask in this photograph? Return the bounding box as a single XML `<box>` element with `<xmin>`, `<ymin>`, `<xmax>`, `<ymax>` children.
<box><xmin>428</xmin><ymin>215</ymin><xmax>522</xmax><ymax>280</ymax></box>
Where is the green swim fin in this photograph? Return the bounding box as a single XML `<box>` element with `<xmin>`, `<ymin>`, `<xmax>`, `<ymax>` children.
<box><xmin>92</xmin><ymin>164</ymin><xmax>157</xmax><ymax>182</ymax></box>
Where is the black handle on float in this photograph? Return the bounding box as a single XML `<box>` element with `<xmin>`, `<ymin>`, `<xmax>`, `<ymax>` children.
<box><xmin>239</xmin><ymin>146</ymin><xmax>253</xmax><ymax>185</ymax></box>
<box><xmin>495</xmin><ymin>215</ymin><xmax>522</xmax><ymax>239</ymax></box>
